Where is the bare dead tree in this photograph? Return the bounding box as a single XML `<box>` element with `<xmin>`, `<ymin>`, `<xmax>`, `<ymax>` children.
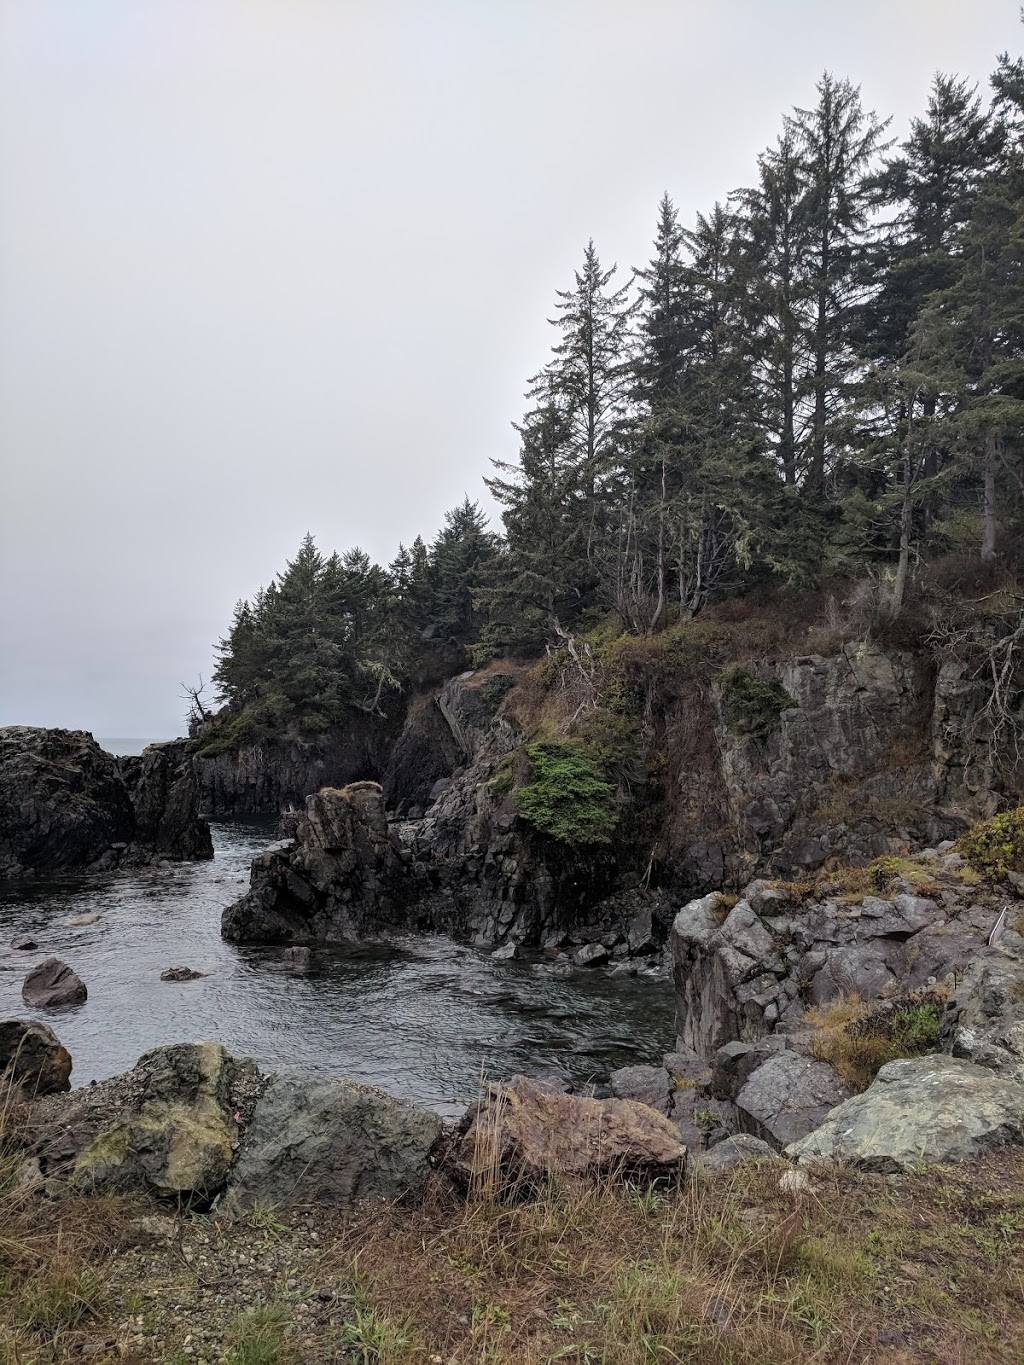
<box><xmin>180</xmin><ymin>675</ymin><xmax>213</xmax><ymax>730</ymax></box>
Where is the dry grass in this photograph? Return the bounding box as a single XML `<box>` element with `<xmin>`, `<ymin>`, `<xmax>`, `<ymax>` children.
<box><xmin>2</xmin><ymin>1078</ymin><xmax>1024</xmax><ymax>1363</ymax></box>
<box><xmin>806</xmin><ymin>989</ymin><xmax>951</xmax><ymax>1091</ymax></box>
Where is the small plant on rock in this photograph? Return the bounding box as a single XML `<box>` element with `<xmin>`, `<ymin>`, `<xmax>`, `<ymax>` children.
<box><xmin>513</xmin><ymin>741</ymin><xmax>618</xmax><ymax>845</ymax></box>
<box><xmin>716</xmin><ymin>666</ymin><xmax>793</xmax><ymax>738</ymax></box>
<box><xmin>957</xmin><ymin>805</ymin><xmax>1024</xmax><ymax>881</ymax></box>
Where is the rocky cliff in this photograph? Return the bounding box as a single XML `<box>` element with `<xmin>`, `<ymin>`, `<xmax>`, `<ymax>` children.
<box><xmin>218</xmin><ymin>637</ymin><xmax>1020</xmax><ymax>954</ymax></box>
<box><xmin>0</xmin><ymin>728</ymin><xmax>212</xmax><ymax>879</ymax></box>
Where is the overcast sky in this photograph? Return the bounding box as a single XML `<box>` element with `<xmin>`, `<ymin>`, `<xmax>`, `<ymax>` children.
<box><xmin>1</xmin><ymin>0</ymin><xmax>1019</xmax><ymax>737</ymax></box>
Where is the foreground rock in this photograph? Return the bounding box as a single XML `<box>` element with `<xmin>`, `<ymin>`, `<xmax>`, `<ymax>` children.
<box><xmin>0</xmin><ymin>1018</ymin><xmax>72</xmax><ymax>1097</ymax></box>
<box><xmin>786</xmin><ymin>1054</ymin><xmax>1024</xmax><ymax>1172</ymax></box>
<box><xmin>69</xmin><ymin>1042</ymin><xmax>257</xmax><ymax>1202</ymax></box>
<box><xmin>22</xmin><ymin>957</ymin><xmax>87</xmax><ymax>1008</ymax></box>
<box><xmin>0</xmin><ymin>727</ymin><xmax>211</xmax><ymax>879</ymax></box>
<box><xmin>454</xmin><ymin>1075</ymin><xmax>686</xmax><ymax>1190</ymax></box>
<box><xmin>224</xmin><ymin>1070</ymin><xmax>442</xmax><ymax>1213</ymax></box>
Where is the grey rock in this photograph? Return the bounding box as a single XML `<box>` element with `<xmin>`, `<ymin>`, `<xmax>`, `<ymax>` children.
<box><xmin>735</xmin><ymin>1051</ymin><xmax>852</xmax><ymax>1148</ymax></box>
<box><xmin>626</xmin><ymin>907</ymin><xmax>658</xmax><ymax>955</ymax></box>
<box><xmin>810</xmin><ymin>944</ymin><xmax>896</xmax><ymax>1004</ymax></box>
<box><xmin>787</xmin><ymin>1054</ymin><xmax>1024</xmax><ymax>1172</ymax></box>
<box><xmin>491</xmin><ymin>942</ymin><xmax>518</xmax><ymax>961</ymax></box>
<box><xmin>160</xmin><ymin>966</ymin><xmax>208</xmax><ymax>982</ymax></box>
<box><xmin>572</xmin><ymin>942</ymin><xmax>609</xmax><ymax>968</ymax></box>
<box><xmin>608</xmin><ymin>1064</ymin><xmax>671</xmax><ymax>1115</ymax></box>
<box><xmin>22</xmin><ymin>957</ymin><xmax>87</xmax><ymax>1008</ymax></box>
<box><xmin>697</xmin><ymin>1134</ymin><xmax>779</xmax><ymax>1173</ymax></box>
<box><xmin>941</xmin><ymin>948</ymin><xmax>1024</xmax><ymax>1084</ymax></box>
<box><xmin>10</xmin><ymin>934</ymin><xmax>37</xmax><ymax>950</ymax></box>
<box><xmin>225</xmin><ymin>1070</ymin><xmax>442</xmax><ymax>1212</ymax></box>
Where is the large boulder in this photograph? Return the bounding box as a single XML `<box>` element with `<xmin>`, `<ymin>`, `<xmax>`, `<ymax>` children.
<box><xmin>786</xmin><ymin>1054</ymin><xmax>1024</xmax><ymax>1172</ymax></box>
<box><xmin>22</xmin><ymin>957</ymin><xmax>87</xmax><ymax>1008</ymax></box>
<box><xmin>224</xmin><ymin>1070</ymin><xmax>442</xmax><ymax>1213</ymax></box>
<box><xmin>940</xmin><ymin>947</ymin><xmax>1024</xmax><ymax>1084</ymax></box>
<box><xmin>0</xmin><ymin>727</ymin><xmax>211</xmax><ymax>879</ymax></box>
<box><xmin>0</xmin><ymin>1018</ymin><xmax>72</xmax><ymax>1097</ymax></box>
<box><xmin>222</xmin><ymin>783</ymin><xmax>416</xmax><ymax>944</ymax></box>
<box><xmin>453</xmin><ymin>1075</ymin><xmax>686</xmax><ymax>1191</ymax></box>
<box><xmin>608</xmin><ymin>1064</ymin><xmax>672</xmax><ymax>1115</ymax></box>
<box><xmin>71</xmin><ymin>1042</ymin><xmax>254</xmax><ymax>1202</ymax></box>
<box><xmin>734</xmin><ymin>1050</ymin><xmax>852</xmax><ymax>1148</ymax></box>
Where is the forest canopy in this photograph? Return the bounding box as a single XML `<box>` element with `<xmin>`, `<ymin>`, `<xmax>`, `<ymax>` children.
<box><xmin>208</xmin><ymin>47</ymin><xmax>1024</xmax><ymax>738</ymax></box>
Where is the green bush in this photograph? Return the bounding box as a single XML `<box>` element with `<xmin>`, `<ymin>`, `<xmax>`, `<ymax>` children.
<box><xmin>957</xmin><ymin>805</ymin><xmax>1024</xmax><ymax>881</ymax></box>
<box><xmin>513</xmin><ymin>741</ymin><xmax>618</xmax><ymax>845</ymax></box>
<box><xmin>716</xmin><ymin>665</ymin><xmax>792</xmax><ymax>738</ymax></box>
<box><xmin>191</xmin><ymin>711</ymin><xmax>272</xmax><ymax>759</ymax></box>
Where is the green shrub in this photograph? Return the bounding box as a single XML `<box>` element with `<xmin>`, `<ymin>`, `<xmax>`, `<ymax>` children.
<box><xmin>191</xmin><ymin>711</ymin><xmax>271</xmax><ymax>759</ymax></box>
<box><xmin>479</xmin><ymin>674</ymin><xmax>517</xmax><ymax>715</ymax></box>
<box><xmin>513</xmin><ymin>741</ymin><xmax>617</xmax><ymax>845</ymax></box>
<box><xmin>716</xmin><ymin>665</ymin><xmax>792</xmax><ymax>737</ymax></box>
<box><xmin>957</xmin><ymin>805</ymin><xmax>1024</xmax><ymax>881</ymax></box>
<box><xmin>807</xmin><ymin>990</ymin><xmax>947</xmax><ymax>1091</ymax></box>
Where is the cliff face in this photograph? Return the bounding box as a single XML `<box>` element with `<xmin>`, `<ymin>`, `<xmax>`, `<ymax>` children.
<box><xmin>218</xmin><ymin>639</ymin><xmax>1018</xmax><ymax>951</ymax></box>
<box><xmin>0</xmin><ymin>728</ymin><xmax>212</xmax><ymax>879</ymax></box>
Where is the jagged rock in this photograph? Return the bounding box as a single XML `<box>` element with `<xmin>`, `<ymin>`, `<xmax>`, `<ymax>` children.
<box><xmin>224</xmin><ymin>1070</ymin><xmax>442</xmax><ymax>1212</ymax></box>
<box><xmin>10</xmin><ymin>934</ymin><xmax>37</xmax><ymax>950</ymax></box>
<box><xmin>573</xmin><ymin>942</ymin><xmax>609</xmax><ymax>968</ymax></box>
<box><xmin>0</xmin><ymin>727</ymin><xmax>135</xmax><ymax>877</ymax></box>
<box><xmin>222</xmin><ymin>783</ymin><xmax>414</xmax><ymax>944</ymax></box>
<box><xmin>941</xmin><ymin>947</ymin><xmax>1024</xmax><ymax>1084</ymax></box>
<box><xmin>786</xmin><ymin>1054</ymin><xmax>1024</xmax><ymax>1172</ymax></box>
<box><xmin>0</xmin><ymin>727</ymin><xmax>211</xmax><ymax>879</ymax></box>
<box><xmin>710</xmin><ymin>1037</ymin><xmax>787</xmax><ymax>1102</ymax></box>
<box><xmin>117</xmin><ymin>740</ymin><xmax>213</xmax><ymax>860</ymax></box>
<box><xmin>454</xmin><ymin>1075</ymin><xmax>686</xmax><ymax>1189</ymax></box>
<box><xmin>608</xmin><ymin>1064</ymin><xmax>671</xmax><ymax>1115</ymax></box>
<box><xmin>0</xmin><ymin>1018</ymin><xmax>72</xmax><ymax>1096</ymax></box>
<box><xmin>627</xmin><ymin>907</ymin><xmax>658</xmax><ymax>955</ymax></box>
<box><xmin>22</xmin><ymin>957</ymin><xmax>87</xmax><ymax>1008</ymax></box>
<box><xmin>71</xmin><ymin>1042</ymin><xmax>251</xmax><ymax>1201</ymax></box>
<box><xmin>491</xmin><ymin>942</ymin><xmax>518</xmax><ymax>960</ymax></box>
<box><xmin>734</xmin><ymin>1051</ymin><xmax>852</xmax><ymax>1148</ymax></box>
<box><xmin>160</xmin><ymin>966</ymin><xmax>208</xmax><ymax>982</ymax></box>
<box><xmin>672</xmin><ymin>895</ymin><xmax>785</xmax><ymax>1054</ymax></box>
<box><xmin>809</xmin><ymin>944</ymin><xmax>896</xmax><ymax>1004</ymax></box>
<box><xmin>697</xmin><ymin>1134</ymin><xmax>779</xmax><ymax>1173</ymax></box>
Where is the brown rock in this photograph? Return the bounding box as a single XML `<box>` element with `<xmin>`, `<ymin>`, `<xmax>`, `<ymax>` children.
<box><xmin>0</xmin><ymin>1018</ymin><xmax>72</xmax><ymax>1096</ymax></box>
<box><xmin>454</xmin><ymin>1075</ymin><xmax>686</xmax><ymax>1191</ymax></box>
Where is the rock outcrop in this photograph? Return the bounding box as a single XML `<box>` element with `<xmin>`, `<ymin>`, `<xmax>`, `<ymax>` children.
<box><xmin>454</xmin><ymin>1075</ymin><xmax>687</xmax><ymax>1190</ymax></box>
<box><xmin>22</xmin><ymin>957</ymin><xmax>87</xmax><ymax>1008</ymax></box>
<box><xmin>786</xmin><ymin>1054</ymin><xmax>1024</xmax><ymax>1171</ymax></box>
<box><xmin>221</xmin><ymin>783</ymin><xmax>420</xmax><ymax>944</ymax></box>
<box><xmin>0</xmin><ymin>1018</ymin><xmax>72</xmax><ymax>1097</ymax></box>
<box><xmin>940</xmin><ymin>946</ymin><xmax>1024</xmax><ymax>1084</ymax></box>
<box><xmin>224</xmin><ymin>1070</ymin><xmax>443</xmax><ymax>1213</ymax></box>
<box><xmin>0</xmin><ymin>727</ymin><xmax>211</xmax><ymax>879</ymax></box>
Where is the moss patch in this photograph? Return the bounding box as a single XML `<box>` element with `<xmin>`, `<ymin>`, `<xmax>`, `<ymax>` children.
<box><xmin>717</xmin><ymin>665</ymin><xmax>792</xmax><ymax>738</ymax></box>
<box><xmin>957</xmin><ymin>805</ymin><xmax>1024</xmax><ymax>881</ymax></box>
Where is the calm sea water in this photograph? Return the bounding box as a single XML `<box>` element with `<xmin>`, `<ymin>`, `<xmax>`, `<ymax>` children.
<box><xmin>0</xmin><ymin>820</ymin><xmax>674</xmax><ymax>1116</ymax></box>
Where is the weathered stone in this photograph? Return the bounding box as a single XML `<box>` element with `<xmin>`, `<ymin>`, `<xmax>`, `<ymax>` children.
<box><xmin>224</xmin><ymin>1070</ymin><xmax>442</xmax><ymax>1212</ymax></box>
<box><xmin>697</xmin><ymin>1134</ymin><xmax>779</xmax><ymax>1173</ymax></box>
<box><xmin>940</xmin><ymin>947</ymin><xmax>1024</xmax><ymax>1084</ymax></box>
<box><xmin>572</xmin><ymin>942</ymin><xmax>609</xmax><ymax>968</ymax></box>
<box><xmin>608</xmin><ymin>1064</ymin><xmax>671</xmax><ymax>1115</ymax></box>
<box><xmin>491</xmin><ymin>942</ymin><xmax>518</xmax><ymax>961</ymax></box>
<box><xmin>0</xmin><ymin>1018</ymin><xmax>72</xmax><ymax>1096</ymax></box>
<box><xmin>160</xmin><ymin>966</ymin><xmax>208</xmax><ymax>982</ymax></box>
<box><xmin>735</xmin><ymin>1051</ymin><xmax>852</xmax><ymax>1148</ymax></box>
<box><xmin>626</xmin><ymin>907</ymin><xmax>658</xmax><ymax>955</ymax></box>
<box><xmin>10</xmin><ymin>934</ymin><xmax>37</xmax><ymax>950</ymax></box>
<box><xmin>786</xmin><ymin>1054</ymin><xmax>1024</xmax><ymax>1172</ymax></box>
<box><xmin>455</xmin><ymin>1075</ymin><xmax>686</xmax><ymax>1189</ymax></box>
<box><xmin>22</xmin><ymin>957</ymin><xmax>87</xmax><ymax>1008</ymax></box>
<box><xmin>72</xmin><ymin>1042</ymin><xmax>246</xmax><ymax>1201</ymax></box>
<box><xmin>0</xmin><ymin>727</ymin><xmax>210</xmax><ymax>879</ymax></box>
<box><xmin>809</xmin><ymin>944</ymin><xmax>896</xmax><ymax>1004</ymax></box>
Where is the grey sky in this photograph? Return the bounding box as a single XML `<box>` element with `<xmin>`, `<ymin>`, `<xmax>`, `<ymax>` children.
<box><xmin>1</xmin><ymin>0</ymin><xmax>1018</xmax><ymax>736</ymax></box>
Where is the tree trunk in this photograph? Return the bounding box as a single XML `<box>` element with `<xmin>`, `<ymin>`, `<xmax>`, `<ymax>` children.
<box><xmin>982</xmin><ymin>432</ymin><xmax>997</xmax><ymax>562</ymax></box>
